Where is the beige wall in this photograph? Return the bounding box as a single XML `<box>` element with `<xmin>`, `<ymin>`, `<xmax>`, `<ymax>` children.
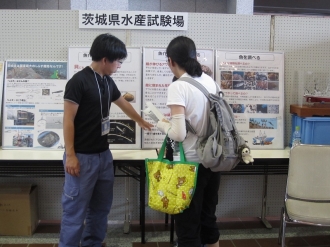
<box><xmin>0</xmin><ymin>0</ymin><xmax>228</xmax><ymax>13</ymax></box>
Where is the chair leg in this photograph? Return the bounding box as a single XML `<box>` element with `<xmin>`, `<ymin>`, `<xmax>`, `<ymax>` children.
<box><xmin>278</xmin><ymin>207</ymin><xmax>286</xmax><ymax>247</ymax></box>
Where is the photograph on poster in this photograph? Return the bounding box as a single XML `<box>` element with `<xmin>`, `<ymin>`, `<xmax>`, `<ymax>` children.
<box><xmin>268</xmin><ymin>81</ymin><xmax>279</xmax><ymax>90</ymax></box>
<box><xmin>221</xmin><ymin>71</ymin><xmax>233</xmax><ymax>80</ymax></box>
<box><xmin>252</xmin><ymin>130</ymin><xmax>275</xmax><ymax>146</ymax></box>
<box><xmin>256</xmin><ymin>72</ymin><xmax>268</xmax><ymax>81</ymax></box>
<box><xmin>256</xmin><ymin>80</ymin><xmax>268</xmax><ymax>90</ymax></box>
<box><xmin>245</xmin><ymin>104</ymin><xmax>257</xmax><ymax>113</ymax></box>
<box><xmin>37</xmin><ymin>131</ymin><xmax>60</xmax><ymax>148</ymax></box>
<box><xmin>108</xmin><ymin>120</ymin><xmax>136</xmax><ymax>144</ymax></box>
<box><xmin>13</xmin><ymin>110</ymin><xmax>34</xmax><ymax>125</ymax></box>
<box><xmin>122</xmin><ymin>91</ymin><xmax>136</xmax><ymax>103</ymax></box>
<box><xmin>221</xmin><ymin>80</ymin><xmax>232</xmax><ymax>89</ymax></box>
<box><xmin>13</xmin><ymin>133</ymin><xmax>34</xmax><ymax>148</ymax></box>
<box><xmin>233</xmin><ymin>80</ymin><xmax>245</xmax><ymax>89</ymax></box>
<box><xmin>249</xmin><ymin>118</ymin><xmax>277</xmax><ymax>129</ymax></box>
<box><xmin>230</xmin><ymin>104</ymin><xmax>245</xmax><ymax>113</ymax></box>
<box><xmin>268</xmin><ymin>104</ymin><xmax>279</xmax><ymax>114</ymax></box>
<box><xmin>6</xmin><ymin>61</ymin><xmax>67</xmax><ymax>79</ymax></box>
<box><xmin>45</xmin><ymin>116</ymin><xmax>63</xmax><ymax>129</ymax></box>
<box><xmin>256</xmin><ymin>104</ymin><xmax>268</xmax><ymax>113</ymax></box>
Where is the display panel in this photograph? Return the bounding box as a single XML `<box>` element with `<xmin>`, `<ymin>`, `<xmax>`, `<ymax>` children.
<box><xmin>2</xmin><ymin>61</ymin><xmax>67</xmax><ymax>149</ymax></box>
<box><xmin>142</xmin><ymin>47</ymin><xmax>214</xmax><ymax>148</ymax></box>
<box><xmin>216</xmin><ymin>50</ymin><xmax>285</xmax><ymax>149</ymax></box>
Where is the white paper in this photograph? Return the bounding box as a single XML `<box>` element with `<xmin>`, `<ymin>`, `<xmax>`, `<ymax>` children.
<box><xmin>142</xmin><ymin>102</ymin><xmax>165</xmax><ymax>123</ymax></box>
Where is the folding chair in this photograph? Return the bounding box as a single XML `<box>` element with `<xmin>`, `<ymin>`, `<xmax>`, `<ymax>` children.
<box><xmin>278</xmin><ymin>144</ymin><xmax>330</xmax><ymax>247</ymax></box>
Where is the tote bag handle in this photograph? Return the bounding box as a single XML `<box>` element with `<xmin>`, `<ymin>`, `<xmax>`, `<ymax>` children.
<box><xmin>157</xmin><ymin>135</ymin><xmax>186</xmax><ymax>163</ymax></box>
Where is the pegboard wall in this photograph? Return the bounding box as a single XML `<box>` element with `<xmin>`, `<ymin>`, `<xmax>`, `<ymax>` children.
<box><xmin>274</xmin><ymin>16</ymin><xmax>330</xmax><ymax>142</ymax></box>
<box><xmin>1</xmin><ymin>10</ymin><xmax>328</xmax><ymax>221</ymax></box>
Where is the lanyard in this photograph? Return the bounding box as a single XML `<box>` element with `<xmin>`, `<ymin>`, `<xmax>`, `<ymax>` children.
<box><xmin>92</xmin><ymin>71</ymin><xmax>110</xmax><ymax>120</ymax></box>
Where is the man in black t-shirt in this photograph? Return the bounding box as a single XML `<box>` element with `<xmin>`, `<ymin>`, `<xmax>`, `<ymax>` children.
<box><xmin>59</xmin><ymin>33</ymin><xmax>152</xmax><ymax>247</ymax></box>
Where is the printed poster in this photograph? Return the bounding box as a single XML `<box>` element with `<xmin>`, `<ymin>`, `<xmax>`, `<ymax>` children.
<box><xmin>2</xmin><ymin>61</ymin><xmax>67</xmax><ymax>149</ymax></box>
<box><xmin>216</xmin><ymin>50</ymin><xmax>285</xmax><ymax>149</ymax></box>
<box><xmin>68</xmin><ymin>47</ymin><xmax>142</xmax><ymax>149</ymax></box>
<box><xmin>0</xmin><ymin>61</ymin><xmax>4</xmax><ymax>118</ymax></box>
<box><xmin>142</xmin><ymin>47</ymin><xmax>214</xmax><ymax>149</ymax></box>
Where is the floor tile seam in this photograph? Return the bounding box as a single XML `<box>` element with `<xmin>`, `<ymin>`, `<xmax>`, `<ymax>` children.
<box><xmin>254</xmin><ymin>238</ymin><xmax>263</xmax><ymax>247</ymax></box>
<box><xmin>230</xmin><ymin>239</ymin><xmax>237</xmax><ymax>247</ymax></box>
<box><xmin>219</xmin><ymin>231</ymin><xmax>328</xmax><ymax>241</ymax></box>
<box><xmin>0</xmin><ymin>239</ymin><xmax>60</xmax><ymax>245</ymax></box>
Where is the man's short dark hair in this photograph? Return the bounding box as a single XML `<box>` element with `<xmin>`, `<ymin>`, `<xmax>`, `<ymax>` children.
<box><xmin>90</xmin><ymin>33</ymin><xmax>127</xmax><ymax>62</ymax></box>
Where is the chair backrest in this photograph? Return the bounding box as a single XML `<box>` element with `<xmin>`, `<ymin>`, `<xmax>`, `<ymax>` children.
<box><xmin>287</xmin><ymin>144</ymin><xmax>330</xmax><ymax>201</ymax></box>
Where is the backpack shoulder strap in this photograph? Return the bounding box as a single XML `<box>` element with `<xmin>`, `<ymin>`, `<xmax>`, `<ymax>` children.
<box><xmin>179</xmin><ymin>77</ymin><xmax>212</xmax><ymax>98</ymax></box>
<box><xmin>178</xmin><ymin>77</ymin><xmax>215</xmax><ymax>135</ymax></box>
<box><xmin>180</xmin><ymin>76</ymin><xmax>223</xmax><ymax>97</ymax></box>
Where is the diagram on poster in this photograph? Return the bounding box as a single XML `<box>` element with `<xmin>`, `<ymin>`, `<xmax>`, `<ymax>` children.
<box><xmin>142</xmin><ymin>47</ymin><xmax>214</xmax><ymax>149</ymax></box>
<box><xmin>2</xmin><ymin>61</ymin><xmax>67</xmax><ymax>149</ymax></box>
<box><xmin>68</xmin><ymin>47</ymin><xmax>142</xmax><ymax>149</ymax></box>
<box><xmin>216</xmin><ymin>50</ymin><xmax>284</xmax><ymax>149</ymax></box>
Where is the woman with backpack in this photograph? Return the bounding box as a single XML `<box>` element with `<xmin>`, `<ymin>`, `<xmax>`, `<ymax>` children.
<box><xmin>156</xmin><ymin>36</ymin><xmax>221</xmax><ymax>247</ymax></box>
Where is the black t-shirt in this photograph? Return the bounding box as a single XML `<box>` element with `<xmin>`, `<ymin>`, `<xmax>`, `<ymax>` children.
<box><xmin>64</xmin><ymin>66</ymin><xmax>121</xmax><ymax>153</ymax></box>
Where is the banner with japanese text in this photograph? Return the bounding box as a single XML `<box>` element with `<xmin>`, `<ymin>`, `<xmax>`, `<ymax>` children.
<box><xmin>79</xmin><ymin>10</ymin><xmax>188</xmax><ymax>30</ymax></box>
<box><xmin>68</xmin><ymin>47</ymin><xmax>142</xmax><ymax>149</ymax></box>
<box><xmin>2</xmin><ymin>61</ymin><xmax>67</xmax><ymax>149</ymax></box>
<box><xmin>216</xmin><ymin>50</ymin><xmax>285</xmax><ymax>149</ymax></box>
<box><xmin>142</xmin><ymin>47</ymin><xmax>214</xmax><ymax>149</ymax></box>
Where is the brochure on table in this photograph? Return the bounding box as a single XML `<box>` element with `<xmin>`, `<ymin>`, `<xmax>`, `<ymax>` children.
<box><xmin>142</xmin><ymin>47</ymin><xmax>214</xmax><ymax>149</ymax></box>
<box><xmin>216</xmin><ymin>50</ymin><xmax>285</xmax><ymax>149</ymax></box>
<box><xmin>2</xmin><ymin>61</ymin><xmax>67</xmax><ymax>149</ymax></box>
<box><xmin>68</xmin><ymin>47</ymin><xmax>142</xmax><ymax>149</ymax></box>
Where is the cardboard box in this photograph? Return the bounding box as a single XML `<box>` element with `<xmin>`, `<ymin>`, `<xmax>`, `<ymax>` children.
<box><xmin>0</xmin><ymin>184</ymin><xmax>39</xmax><ymax>236</ymax></box>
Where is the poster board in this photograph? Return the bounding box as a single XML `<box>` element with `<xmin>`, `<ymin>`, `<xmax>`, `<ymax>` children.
<box><xmin>68</xmin><ymin>47</ymin><xmax>142</xmax><ymax>149</ymax></box>
<box><xmin>0</xmin><ymin>61</ymin><xmax>4</xmax><ymax>115</ymax></box>
<box><xmin>2</xmin><ymin>61</ymin><xmax>67</xmax><ymax>149</ymax></box>
<box><xmin>142</xmin><ymin>47</ymin><xmax>214</xmax><ymax>149</ymax></box>
<box><xmin>216</xmin><ymin>50</ymin><xmax>285</xmax><ymax>149</ymax></box>
<box><xmin>0</xmin><ymin>61</ymin><xmax>4</xmax><ymax>146</ymax></box>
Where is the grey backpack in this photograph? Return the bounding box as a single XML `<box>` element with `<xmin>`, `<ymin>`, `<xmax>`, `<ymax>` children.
<box><xmin>180</xmin><ymin>77</ymin><xmax>246</xmax><ymax>172</ymax></box>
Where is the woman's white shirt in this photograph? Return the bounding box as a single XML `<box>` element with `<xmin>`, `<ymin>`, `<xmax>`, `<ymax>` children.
<box><xmin>166</xmin><ymin>72</ymin><xmax>218</xmax><ymax>162</ymax></box>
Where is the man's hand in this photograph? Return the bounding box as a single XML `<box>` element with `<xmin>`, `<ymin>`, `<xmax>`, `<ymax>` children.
<box><xmin>138</xmin><ymin>119</ymin><xmax>153</xmax><ymax>131</ymax></box>
<box><xmin>65</xmin><ymin>155</ymin><xmax>80</xmax><ymax>177</ymax></box>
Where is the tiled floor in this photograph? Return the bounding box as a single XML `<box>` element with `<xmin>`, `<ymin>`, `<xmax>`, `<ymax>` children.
<box><xmin>0</xmin><ymin>217</ymin><xmax>330</xmax><ymax>247</ymax></box>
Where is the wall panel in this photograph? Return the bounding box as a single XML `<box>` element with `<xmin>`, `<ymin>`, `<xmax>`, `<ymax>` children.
<box><xmin>0</xmin><ymin>10</ymin><xmax>316</xmax><ymax>221</ymax></box>
<box><xmin>274</xmin><ymin>16</ymin><xmax>330</xmax><ymax>145</ymax></box>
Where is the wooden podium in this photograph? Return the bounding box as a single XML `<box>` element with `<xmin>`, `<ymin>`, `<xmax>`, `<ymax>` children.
<box><xmin>290</xmin><ymin>104</ymin><xmax>330</xmax><ymax>117</ymax></box>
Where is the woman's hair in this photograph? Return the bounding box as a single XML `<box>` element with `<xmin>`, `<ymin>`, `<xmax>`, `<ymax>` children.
<box><xmin>90</xmin><ymin>33</ymin><xmax>127</xmax><ymax>62</ymax></box>
<box><xmin>166</xmin><ymin>36</ymin><xmax>202</xmax><ymax>77</ymax></box>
